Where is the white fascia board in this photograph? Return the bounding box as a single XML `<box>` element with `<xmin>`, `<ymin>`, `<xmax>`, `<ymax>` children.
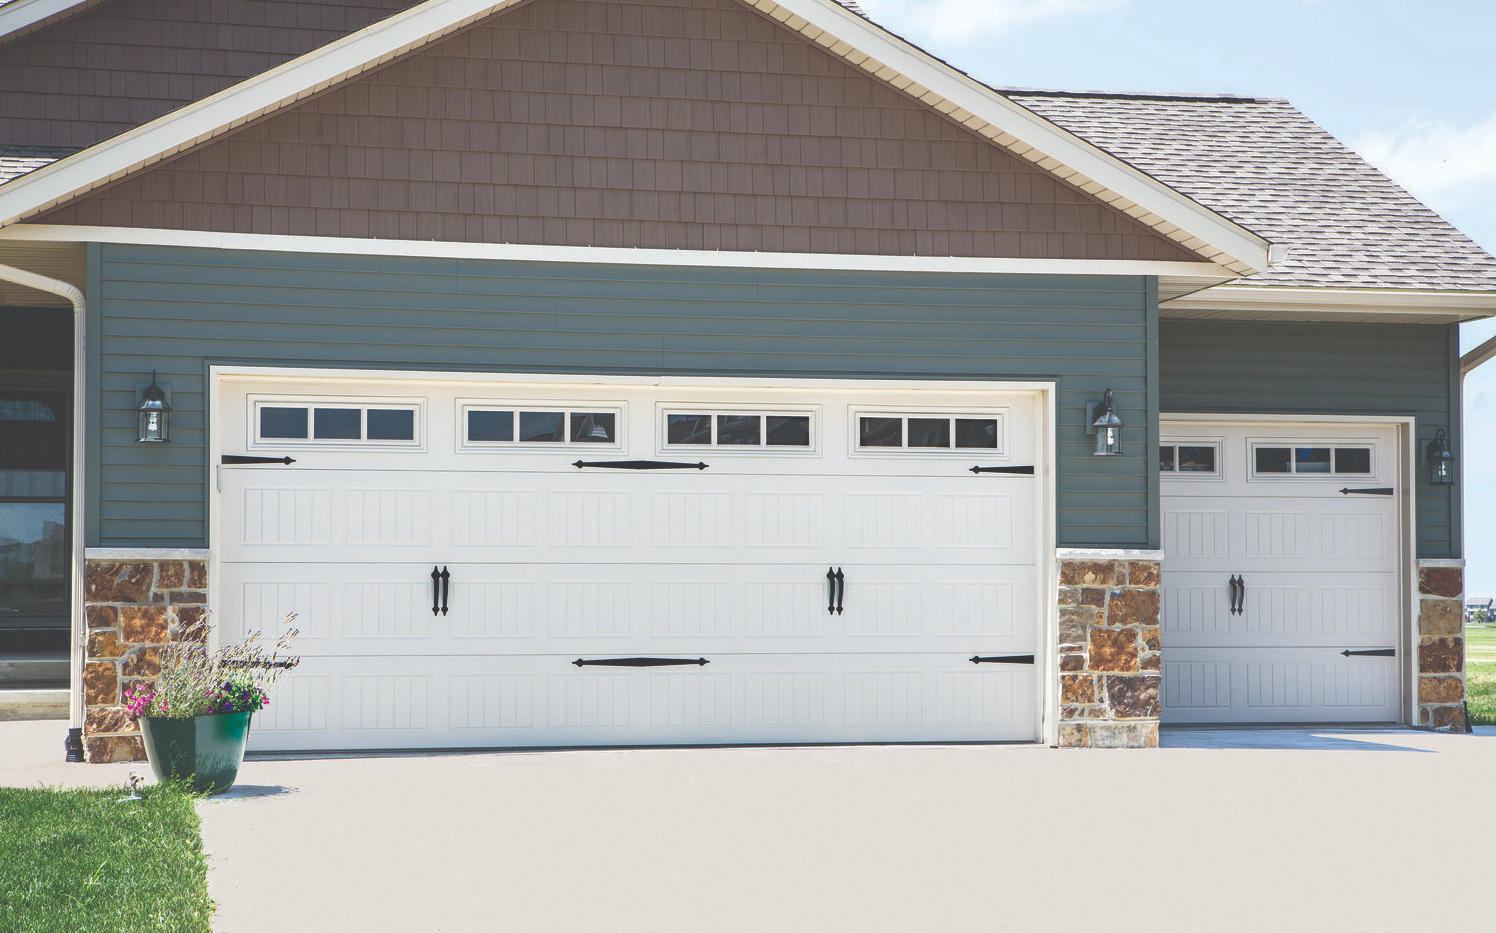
<box><xmin>0</xmin><ymin>0</ymin><xmax>521</xmax><ymax>226</ymax></box>
<box><xmin>0</xmin><ymin>0</ymin><xmax>89</xmax><ymax>42</ymax></box>
<box><xmin>0</xmin><ymin>223</ymin><xmax>1242</xmax><ymax>280</ymax></box>
<box><xmin>1165</xmin><ymin>283</ymin><xmax>1496</xmax><ymax>321</ymax></box>
<box><xmin>1463</xmin><ymin>335</ymin><xmax>1496</xmax><ymax>375</ymax></box>
<box><xmin>746</xmin><ymin>0</ymin><xmax>1273</xmax><ymax>275</ymax></box>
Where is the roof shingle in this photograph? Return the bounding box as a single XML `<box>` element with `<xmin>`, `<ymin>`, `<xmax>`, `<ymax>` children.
<box><xmin>1003</xmin><ymin>90</ymin><xmax>1496</xmax><ymax>291</ymax></box>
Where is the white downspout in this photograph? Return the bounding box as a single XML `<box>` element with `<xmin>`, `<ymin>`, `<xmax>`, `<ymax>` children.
<box><xmin>0</xmin><ymin>262</ymin><xmax>86</xmax><ymax>760</ymax></box>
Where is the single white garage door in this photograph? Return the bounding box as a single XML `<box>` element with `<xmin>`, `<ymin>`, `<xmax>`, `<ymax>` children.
<box><xmin>1160</xmin><ymin>421</ymin><xmax>1403</xmax><ymax>724</ymax></box>
<box><xmin>215</xmin><ymin>374</ymin><xmax>1046</xmax><ymax>750</ymax></box>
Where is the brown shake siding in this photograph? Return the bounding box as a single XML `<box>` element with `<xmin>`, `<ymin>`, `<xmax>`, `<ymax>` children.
<box><xmin>0</xmin><ymin>0</ymin><xmax>423</xmax><ymax>149</ymax></box>
<box><xmin>38</xmin><ymin>0</ymin><xmax>1203</xmax><ymax>262</ymax></box>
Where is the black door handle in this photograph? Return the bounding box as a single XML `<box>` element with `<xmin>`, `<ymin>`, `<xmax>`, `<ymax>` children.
<box><xmin>827</xmin><ymin>567</ymin><xmax>837</xmax><ymax>615</ymax></box>
<box><xmin>439</xmin><ymin>566</ymin><xmax>450</xmax><ymax>616</ymax></box>
<box><xmin>431</xmin><ymin>566</ymin><xmax>441</xmax><ymax>617</ymax></box>
<box><xmin>1238</xmin><ymin>575</ymin><xmax>1245</xmax><ymax>617</ymax></box>
<box><xmin>1228</xmin><ymin>575</ymin><xmax>1242</xmax><ymax>615</ymax></box>
<box><xmin>834</xmin><ymin>568</ymin><xmax>845</xmax><ymax>615</ymax></box>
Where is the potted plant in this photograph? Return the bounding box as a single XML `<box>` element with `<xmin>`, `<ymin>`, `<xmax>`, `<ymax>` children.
<box><xmin>124</xmin><ymin>614</ymin><xmax>299</xmax><ymax>794</ymax></box>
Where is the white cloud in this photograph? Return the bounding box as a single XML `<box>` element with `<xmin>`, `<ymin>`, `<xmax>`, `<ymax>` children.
<box><xmin>1351</xmin><ymin>114</ymin><xmax>1496</xmax><ymax>255</ymax></box>
<box><xmin>1354</xmin><ymin>114</ymin><xmax>1496</xmax><ymax>196</ymax></box>
<box><xmin>854</xmin><ymin>0</ymin><xmax>1127</xmax><ymax>47</ymax></box>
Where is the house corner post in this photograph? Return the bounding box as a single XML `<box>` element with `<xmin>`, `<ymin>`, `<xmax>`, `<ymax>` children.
<box><xmin>1056</xmin><ymin>550</ymin><xmax>1162</xmax><ymax>747</ymax></box>
<box><xmin>1415</xmin><ymin>561</ymin><xmax>1467</xmax><ymax>731</ymax></box>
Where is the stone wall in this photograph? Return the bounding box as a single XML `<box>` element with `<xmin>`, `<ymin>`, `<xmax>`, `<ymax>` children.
<box><xmin>1056</xmin><ymin>553</ymin><xmax>1162</xmax><ymax>748</ymax></box>
<box><xmin>1417</xmin><ymin>562</ymin><xmax>1467</xmax><ymax>732</ymax></box>
<box><xmin>83</xmin><ymin>553</ymin><xmax>208</xmax><ymax>763</ymax></box>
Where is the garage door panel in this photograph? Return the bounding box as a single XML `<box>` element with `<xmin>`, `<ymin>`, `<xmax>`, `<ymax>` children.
<box><xmin>224</xmin><ymin>470</ymin><xmax>1034</xmax><ymax>565</ymax></box>
<box><xmin>244</xmin><ymin>652</ymin><xmax>1038</xmax><ymax>752</ymax></box>
<box><xmin>223</xmin><ymin>562</ymin><xmax>1035</xmax><ymax>657</ymax></box>
<box><xmin>1163</xmin><ymin>496</ymin><xmax>1397</xmax><ymax>573</ymax></box>
<box><xmin>1162</xmin><ymin>571</ymin><xmax>1397</xmax><ymax>647</ymax></box>
<box><xmin>1162</xmin><ymin>647</ymin><xmax>1398</xmax><ymax>723</ymax></box>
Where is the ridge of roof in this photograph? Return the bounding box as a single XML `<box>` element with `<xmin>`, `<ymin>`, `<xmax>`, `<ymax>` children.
<box><xmin>999</xmin><ymin>86</ymin><xmax>1286</xmax><ymax>105</ymax></box>
<box><xmin>0</xmin><ymin>0</ymin><xmax>1272</xmax><ymax>277</ymax></box>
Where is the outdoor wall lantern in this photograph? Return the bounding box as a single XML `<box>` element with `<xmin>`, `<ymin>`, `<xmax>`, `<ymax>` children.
<box><xmin>135</xmin><ymin>372</ymin><xmax>172</xmax><ymax>443</ymax></box>
<box><xmin>1090</xmin><ymin>389</ymin><xmax>1124</xmax><ymax>457</ymax></box>
<box><xmin>1426</xmin><ymin>428</ymin><xmax>1454</xmax><ymax>486</ymax></box>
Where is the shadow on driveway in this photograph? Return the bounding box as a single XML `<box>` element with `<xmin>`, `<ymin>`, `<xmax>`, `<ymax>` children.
<box><xmin>1161</xmin><ymin>728</ymin><xmax>1435</xmax><ymax>752</ymax></box>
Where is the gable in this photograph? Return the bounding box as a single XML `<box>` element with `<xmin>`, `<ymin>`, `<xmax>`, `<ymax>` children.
<box><xmin>0</xmin><ymin>0</ymin><xmax>423</xmax><ymax>150</ymax></box>
<box><xmin>34</xmin><ymin>0</ymin><xmax>1204</xmax><ymax>263</ymax></box>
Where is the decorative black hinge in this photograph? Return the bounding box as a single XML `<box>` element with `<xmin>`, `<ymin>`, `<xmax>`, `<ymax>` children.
<box><xmin>1341</xmin><ymin>648</ymin><xmax>1396</xmax><ymax>657</ymax></box>
<box><xmin>970</xmin><ymin>465</ymin><xmax>1036</xmax><ymax>475</ymax></box>
<box><xmin>969</xmin><ymin>654</ymin><xmax>1036</xmax><ymax>665</ymax></box>
<box><xmin>573</xmin><ymin>460</ymin><xmax>708</xmax><ymax>471</ymax></box>
<box><xmin>222</xmin><ymin>455</ymin><xmax>296</xmax><ymax>465</ymax></box>
<box><xmin>1339</xmin><ymin>487</ymin><xmax>1394</xmax><ymax>496</ymax></box>
<box><xmin>572</xmin><ymin>657</ymin><xmax>710</xmax><ymax>667</ymax></box>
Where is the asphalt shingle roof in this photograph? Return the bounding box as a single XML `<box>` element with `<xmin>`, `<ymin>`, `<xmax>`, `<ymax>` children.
<box><xmin>1003</xmin><ymin>90</ymin><xmax>1496</xmax><ymax>291</ymax></box>
<box><xmin>0</xmin><ymin>146</ymin><xmax>72</xmax><ymax>185</ymax></box>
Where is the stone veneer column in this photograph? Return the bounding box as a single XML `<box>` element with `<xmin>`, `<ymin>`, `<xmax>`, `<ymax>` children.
<box><xmin>82</xmin><ymin>550</ymin><xmax>209</xmax><ymax>763</ymax></box>
<box><xmin>1056</xmin><ymin>550</ymin><xmax>1163</xmax><ymax>748</ymax></box>
<box><xmin>1416</xmin><ymin>560</ymin><xmax>1468</xmax><ymax>732</ymax></box>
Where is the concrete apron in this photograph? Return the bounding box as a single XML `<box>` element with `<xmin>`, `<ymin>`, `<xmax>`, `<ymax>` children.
<box><xmin>4</xmin><ymin>721</ymin><xmax>1495</xmax><ymax>932</ymax></box>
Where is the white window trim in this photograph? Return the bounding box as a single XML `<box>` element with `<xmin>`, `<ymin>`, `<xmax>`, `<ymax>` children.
<box><xmin>456</xmin><ymin>399</ymin><xmax>626</xmax><ymax>452</ymax></box>
<box><xmin>656</xmin><ymin>403</ymin><xmax>820</xmax><ymax>456</ymax></box>
<box><xmin>1245</xmin><ymin>438</ymin><xmax>1381</xmax><ymax>482</ymax></box>
<box><xmin>848</xmin><ymin>406</ymin><xmax>1009</xmax><ymax>458</ymax></box>
<box><xmin>1157</xmin><ymin>437</ymin><xmax>1224</xmax><ymax>482</ymax></box>
<box><xmin>249</xmin><ymin>395</ymin><xmax>425</xmax><ymax>450</ymax></box>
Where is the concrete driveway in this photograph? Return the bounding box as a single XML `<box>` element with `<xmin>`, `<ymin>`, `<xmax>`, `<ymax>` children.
<box><xmin>5</xmin><ymin>720</ymin><xmax>1495</xmax><ymax>932</ymax></box>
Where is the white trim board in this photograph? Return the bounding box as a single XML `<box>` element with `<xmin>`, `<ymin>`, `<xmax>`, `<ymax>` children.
<box><xmin>0</xmin><ymin>224</ymin><xmax>1238</xmax><ymax>286</ymax></box>
<box><xmin>0</xmin><ymin>0</ymin><xmax>1272</xmax><ymax>276</ymax></box>
<box><xmin>0</xmin><ymin>0</ymin><xmax>92</xmax><ymax>43</ymax></box>
<box><xmin>1463</xmin><ymin>335</ymin><xmax>1496</xmax><ymax>375</ymax></box>
<box><xmin>1163</xmin><ymin>284</ymin><xmax>1496</xmax><ymax>324</ymax></box>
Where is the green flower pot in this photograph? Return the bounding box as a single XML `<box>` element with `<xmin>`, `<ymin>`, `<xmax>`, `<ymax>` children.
<box><xmin>139</xmin><ymin>711</ymin><xmax>253</xmax><ymax>794</ymax></box>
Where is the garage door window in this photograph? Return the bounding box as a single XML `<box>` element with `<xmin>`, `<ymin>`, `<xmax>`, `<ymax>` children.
<box><xmin>663</xmin><ymin>411</ymin><xmax>814</xmax><ymax>449</ymax></box>
<box><xmin>1252</xmin><ymin>444</ymin><xmax>1373</xmax><ymax>476</ymax></box>
<box><xmin>1159</xmin><ymin>443</ymin><xmax>1218</xmax><ymax>475</ymax></box>
<box><xmin>254</xmin><ymin>401</ymin><xmax>420</xmax><ymax>446</ymax></box>
<box><xmin>462</xmin><ymin>406</ymin><xmax>621</xmax><ymax>448</ymax></box>
<box><xmin>854</xmin><ymin>413</ymin><xmax>1002</xmax><ymax>452</ymax></box>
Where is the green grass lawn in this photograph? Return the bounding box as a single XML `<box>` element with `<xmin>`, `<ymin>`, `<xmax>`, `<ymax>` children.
<box><xmin>0</xmin><ymin>783</ymin><xmax>214</xmax><ymax>933</ymax></box>
<box><xmin>1468</xmin><ymin>625</ymin><xmax>1496</xmax><ymax>727</ymax></box>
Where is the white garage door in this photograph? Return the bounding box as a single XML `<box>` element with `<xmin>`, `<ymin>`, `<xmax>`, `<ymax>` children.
<box><xmin>1160</xmin><ymin>421</ymin><xmax>1403</xmax><ymax>724</ymax></box>
<box><xmin>215</xmin><ymin>375</ymin><xmax>1046</xmax><ymax>750</ymax></box>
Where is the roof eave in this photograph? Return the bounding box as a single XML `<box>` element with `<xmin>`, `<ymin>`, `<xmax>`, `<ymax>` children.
<box><xmin>1163</xmin><ymin>283</ymin><xmax>1496</xmax><ymax>324</ymax></box>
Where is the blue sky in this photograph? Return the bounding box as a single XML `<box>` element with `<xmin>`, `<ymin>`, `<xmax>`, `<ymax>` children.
<box><xmin>857</xmin><ymin>0</ymin><xmax>1496</xmax><ymax>597</ymax></box>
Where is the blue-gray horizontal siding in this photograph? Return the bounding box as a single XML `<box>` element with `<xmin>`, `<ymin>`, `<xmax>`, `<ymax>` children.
<box><xmin>1159</xmin><ymin>319</ymin><xmax>1458</xmax><ymax>559</ymax></box>
<box><xmin>91</xmin><ymin>243</ymin><xmax>1153</xmax><ymax>548</ymax></box>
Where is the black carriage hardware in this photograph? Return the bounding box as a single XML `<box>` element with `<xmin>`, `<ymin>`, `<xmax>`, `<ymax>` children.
<box><xmin>826</xmin><ymin>567</ymin><xmax>845</xmax><ymax>615</ymax></box>
<box><xmin>969</xmin><ymin>655</ymin><xmax>1036</xmax><ymax>665</ymax></box>
<box><xmin>221</xmin><ymin>454</ymin><xmax>296</xmax><ymax>465</ymax></box>
<box><xmin>1228</xmin><ymin>575</ymin><xmax>1245</xmax><ymax>616</ymax></box>
<box><xmin>970</xmin><ymin>465</ymin><xmax>1036</xmax><ymax>475</ymax></box>
<box><xmin>573</xmin><ymin>657</ymin><xmax>710</xmax><ymax>667</ymax></box>
<box><xmin>1339</xmin><ymin>487</ymin><xmax>1395</xmax><ymax>496</ymax></box>
<box><xmin>430</xmin><ymin>566</ymin><xmax>450</xmax><ymax>617</ymax></box>
<box><xmin>1341</xmin><ymin>648</ymin><xmax>1396</xmax><ymax>658</ymax></box>
<box><xmin>572</xmin><ymin>460</ymin><xmax>709</xmax><ymax>470</ymax></box>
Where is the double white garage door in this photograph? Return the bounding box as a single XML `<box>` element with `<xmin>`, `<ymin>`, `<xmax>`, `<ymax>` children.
<box><xmin>216</xmin><ymin>375</ymin><xmax>1046</xmax><ymax>751</ymax></box>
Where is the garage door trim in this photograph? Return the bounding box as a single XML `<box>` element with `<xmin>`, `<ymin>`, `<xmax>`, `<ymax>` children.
<box><xmin>1161</xmin><ymin>412</ymin><xmax>1417</xmax><ymax>725</ymax></box>
<box><xmin>208</xmin><ymin>365</ymin><xmax>1061</xmax><ymax>747</ymax></box>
